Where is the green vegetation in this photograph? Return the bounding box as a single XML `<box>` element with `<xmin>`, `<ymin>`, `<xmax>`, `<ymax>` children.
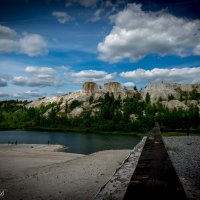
<box><xmin>0</xmin><ymin>93</ymin><xmax>200</xmax><ymax>134</ymax></box>
<box><xmin>69</xmin><ymin>100</ymin><xmax>82</xmax><ymax>111</ymax></box>
<box><xmin>178</xmin><ymin>88</ymin><xmax>200</xmax><ymax>101</ymax></box>
<box><xmin>168</xmin><ymin>94</ymin><xmax>175</xmax><ymax>101</ymax></box>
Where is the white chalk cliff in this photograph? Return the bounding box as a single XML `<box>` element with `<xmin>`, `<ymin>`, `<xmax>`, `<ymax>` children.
<box><xmin>27</xmin><ymin>82</ymin><xmax>200</xmax><ymax>117</ymax></box>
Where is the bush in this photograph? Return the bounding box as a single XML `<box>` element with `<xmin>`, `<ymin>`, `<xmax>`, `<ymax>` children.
<box><xmin>70</xmin><ymin>100</ymin><xmax>82</xmax><ymax>110</ymax></box>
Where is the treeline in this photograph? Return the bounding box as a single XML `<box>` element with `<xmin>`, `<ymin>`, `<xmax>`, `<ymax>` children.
<box><xmin>0</xmin><ymin>93</ymin><xmax>200</xmax><ymax>133</ymax></box>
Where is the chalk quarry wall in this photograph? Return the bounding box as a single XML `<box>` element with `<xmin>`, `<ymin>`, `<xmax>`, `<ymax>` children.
<box><xmin>142</xmin><ymin>83</ymin><xmax>200</xmax><ymax>102</ymax></box>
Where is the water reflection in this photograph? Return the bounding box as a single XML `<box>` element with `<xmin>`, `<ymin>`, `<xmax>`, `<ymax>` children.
<box><xmin>0</xmin><ymin>131</ymin><xmax>141</xmax><ymax>154</ymax></box>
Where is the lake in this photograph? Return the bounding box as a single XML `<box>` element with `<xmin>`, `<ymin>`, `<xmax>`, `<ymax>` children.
<box><xmin>0</xmin><ymin>131</ymin><xmax>141</xmax><ymax>154</ymax></box>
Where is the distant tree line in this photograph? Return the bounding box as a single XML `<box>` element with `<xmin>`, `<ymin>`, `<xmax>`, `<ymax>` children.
<box><xmin>0</xmin><ymin>93</ymin><xmax>200</xmax><ymax>133</ymax></box>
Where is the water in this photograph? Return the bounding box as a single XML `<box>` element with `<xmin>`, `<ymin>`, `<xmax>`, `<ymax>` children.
<box><xmin>0</xmin><ymin>131</ymin><xmax>141</xmax><ymax>154</ymax></box>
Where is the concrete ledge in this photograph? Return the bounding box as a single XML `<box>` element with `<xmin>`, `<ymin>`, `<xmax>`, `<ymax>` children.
<box><xmin>93</xmin><ymin>137</ymin><xmax>146</xmax><ymax>200</ymax></box>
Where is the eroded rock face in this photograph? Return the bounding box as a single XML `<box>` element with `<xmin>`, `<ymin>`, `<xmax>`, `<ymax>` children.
<box><xmin>142</xmin><ymin>83</ymin><xmax>179</xmax><ymax>102</ymax></box>
<box><xmin>104</xmin><ymin>82</ymin><xmax>122</xmax><ymax>93</ymax></box>
<box><xmin>26</xmin><ymin>82</ymin><xmax>200</xmax><ymax>115</ymax></box>
<box><xmin>142</xmin><ymin>83</ymin><xmax>200</xmax><ymax>102</ymax></box>
<box><xmin>68</xmin><ymin>107</ymin><xmax>83</xmax><ymax>118</ymax></box>
<box><xmin>178</xmin><ymin>84</ymin><xmax>200</xmax><ymax>92</ymax></box>
<box><xmin>82</xmin><ymin>82</ymin><xmax>98</xmax><ymax>94</ymax></box>
<box><xmin>162</xmin><ymin>100</ymin><xmax>188</xmax><ymax>110</ymax></box>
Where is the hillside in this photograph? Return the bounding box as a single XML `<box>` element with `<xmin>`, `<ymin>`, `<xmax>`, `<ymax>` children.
<box><xmin>0</xmin><ymin>82</ymin><xmax>200</xmax><ymax>132</ymax></box>
<box><xmin>27</xmin><ymin>82</ymin><xmax>139</xmax><ymax>117</ymax></box>
<box><xmin>27</xmin><ymin>82</ymin><xmax>200</xmax><ymax>117</ymax></box>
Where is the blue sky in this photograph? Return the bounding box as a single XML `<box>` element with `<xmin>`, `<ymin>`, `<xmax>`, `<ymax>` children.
<box><xmin>0</xmin><ymin>0</ymin><xmax>200</xmax><ymax>100</ymax></box>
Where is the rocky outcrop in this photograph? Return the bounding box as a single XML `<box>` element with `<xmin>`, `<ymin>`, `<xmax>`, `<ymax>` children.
<box><xmin>104</xmin><ymin>82</ymin><xmax>122</xmax><ymax>93</ymax></box>
<box><xmin>26</xmin><ymin>82</ymin><xmax>200</xmax><ymax>116</ymax></box>
<box><xmin>27</xmin><ymin>91</ymin><xmax>83</xmax><ymax>108</ymax></box>
<box><xmin>162</xmin><ymin>100</ymin><xmax>188</xmax><ymax>110</ymax></box>
<box><xmin>178</xmin><ymin>84</ymin><xmax>200</xmax><ymax>92</ymax></box>
<box><xmin>82</xmin><ymin>82</ymin><xmax>98</xmax><ymax>94</ymax></box>
<box><xmin>142</xmin><ymin>83</ymin><xmax>200</xmax><ymax>102</ymax></box>
<box><xmin>142</xmin><ymin>83</ymin><xmax>179</xmax><ymax>102</ymax></box>
<box><xmin>68</xmin><ymin>107</ymin><xmax>83</xmax><ymax>118</ymax></box>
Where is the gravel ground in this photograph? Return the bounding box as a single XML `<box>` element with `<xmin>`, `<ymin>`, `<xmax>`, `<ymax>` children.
<box><xmin>163</xmin><ymin>136</ymin><xmax>200</xmax><ymax>200</ymax></box>
<box><xmin>95</xmin><ymin>136</ymin><xmax>200</xmax><ymax>200</ymax></box>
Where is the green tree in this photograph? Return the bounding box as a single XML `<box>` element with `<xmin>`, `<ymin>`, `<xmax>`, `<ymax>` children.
<box><xmin>65</xmin><ymin>102</ymin><xmax>68</xmax><ymax>113</ymax></box>
<box><xmin>145</xmin><ymin>92</ymin><xmax>151</xmax><ymax>104</ymax></box>
<box><xmin>134</xmin><ymin>86</ymin><xmax>137</xmax><ymax>91</ymax></box>
<box><xmin>70</xmin><ymin>100</ymin><xmax>81</xmax><ymax>111</ymax></box>
<box><xmin>168</xmin><ymin>94</ymin><xmax>175</xmax><ymax>101</ymax></box>
<box><xmin>89</xmin><ymin>96</ymin><xmax>94</xmax><ymax>105</ymax></box>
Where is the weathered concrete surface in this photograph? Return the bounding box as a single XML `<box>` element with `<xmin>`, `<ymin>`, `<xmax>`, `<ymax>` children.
<box><xmin>123</xmin><ymin>125</ymin><xmax>187</xmax><ymax>200</ymax></box>
<box><xmin>93</xmin><ymin>137</ymin><xmax>146</xmax><ymax>200</ymax></box>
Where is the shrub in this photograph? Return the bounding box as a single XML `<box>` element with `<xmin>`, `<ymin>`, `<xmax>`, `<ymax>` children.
<box><xmin>70</xmin><ymin>100</ymin><xmax>82</xmax><ymax>110</ymax></box>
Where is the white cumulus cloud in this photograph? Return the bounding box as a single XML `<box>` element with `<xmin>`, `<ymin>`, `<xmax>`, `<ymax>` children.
<box><xmin>120</xmin><ymin>67</ymin><xmax>200</xmax><ymax>84</ymax></box>
<box><xmin>98</xmin><ymin>3</ymin><xmax>200</xmax><ymax>63</ymax></box>
<box><xmin>70</xmin><ymin>69</ymin><xmax>116</xmax><ymax>83</ymax></box>
<box><xmin>0</xmin><ymin>25</ymin><xmax>17</xmax><ymax>38</ymax></box>
<box><xmin>0</xmin><ymin>39</ymin><xmax>18</xmax><ymax>53</ymax></box>
<box><xmin>0</xmin><ymin>25</ymin><xmax>48</xmax><ymax>57</ymax></box>
<box><xmin>52</xmin><ymin>11</ymin><xmax>73</xmax><ymax>24</ymax></box>
<box><xmin>12</xmin><ymin>66</ymin><xmax>63</xmax><ymax>87</ymax></box>
<box><xmin>25</xmin><ymin>66</ymin><xmax>55</xmax><ymax>78</ymax></box>
<box><xmin>19</xmin><ymin>33</ymin><xmax>48</xmax><ymax>56</ymax></box>
<box><xmin>123</xmin><ymin>82</ymin><xmax>135</xmax><ymax>88</ymax></box>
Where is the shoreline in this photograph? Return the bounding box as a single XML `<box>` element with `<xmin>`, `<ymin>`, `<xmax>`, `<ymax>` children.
<box><xmin>0</xmin><ymin>128</ymin><xmax>145</xmax><ymax>137</ymax></box>
<box><xmin>0</xmin><ymin>143</ymin><xmax>132</xmax><ymax>200</ymax></box>
<box><xmin>1</xmin><ymin>127</ymin><xmax>200</xmax><ymax>137</ymax></box>
<box><xmin>0</xmin><ymin>128</ymin><xmax>147</xmax><ymax>137</ymax></box>
<box><xmin>1</xmin><ymin>128</ymin><xmax>200</xmax><ymax>139</ymax></box>
<box><xmin>0</xmin><ymin>137</ymin><xmax>199</xmax><ymax>200</ymax></box>
<box><xmin>0</xmin><ymin>143</ymin><xmax>68</xmax><ymax>152</ymax></box>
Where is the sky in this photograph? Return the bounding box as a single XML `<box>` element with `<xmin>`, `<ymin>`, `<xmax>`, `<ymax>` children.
<box><xmin>0</xmin><ymin>0</ymin><xmax>200</xmax><ymax>100</ymax></box>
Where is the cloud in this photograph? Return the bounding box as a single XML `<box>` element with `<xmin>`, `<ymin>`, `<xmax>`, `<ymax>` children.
<box><xmin>0</xmin><ymin>25</ymin><xmax>48</xmax><ymax>56</ymax></box>
<box><xmin>25</xmin><ymin>66</ymin><xmax>55</xmax><ymax>78</ymax></box>
<box><xmin>70</xmin><ymin>69</ymin><xmax>116</xmax><ymax>83</ymax></box>
<box><xmin>0</xmin><ymin>90</ymin><xmax>45</xmax><ymax>100</ymax></box>
<box><xmin>0</xmin><ymin>25</ymin><xmax>17</xmax><ymax>38</ymax></box>
<box><xmin>52</xmin><ymin>11</ymin><xmax>73</xmax><ymax>24</ymax></box>
<box><xmin>0</xmin><ymin>39</ymin><xmax>18</xmax><ymax>53</ymax></box>
<box><xmin>66</xmin><ymin>0</ymin><xmax>98</xmax><ymax>7</ymax></box>
<box><xmin>19</xmin><ymin>33</ymin><xmax>48</xmax><ymax>56</ymax></box>
<box><xmin>0</xmin><ymin>77</ymin><xmax>7</xmax><ymax>87</ymax></box>
<box><xmin>194</xmin><ymin>44</ymin><xmax>200</xmax><ymax>55</ymax></box>
<box><xmin>0</xmin><ymin>92</ymin><xmax>10</xmax><ymax>98</ymax></box>
<box><xmin>98</xmin><ymin>3</ymin><xmax>200</xmax><ymax>63</ymax></box>
<box><xmin>89</xmin><ymin>9</ymin><xmax>103</xmax><ymax>22</ymax></box>
<box><xmin>120</xmin><ymin>67</ymin><xmax>200</xmax><ymax>84</ymax></box>
<box><xmin>17</xmin><ymin>90</ymin><xmax>44</xmax><ymax>99</ymax></box>
<box><xmin>105</xmin><ymin>1</ymin><xmax>113</xmax><ymax>8</ymax></box>
<box><xmin>12</xmin><ymin>66</ymin><xmax>63</xmax><ymax>87</ymax></box>
<box><xmin>123</xmin><ymin>82</ymin><xmax>135</xmax><ymax>88</ymax></box>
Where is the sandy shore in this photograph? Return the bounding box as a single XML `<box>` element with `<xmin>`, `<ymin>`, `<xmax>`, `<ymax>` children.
<box><xmin>1</xmin><ymin>136</ymin><xmax>198</xmax><ymax>200</ymax></box>
<box><xmin>0</xmin><ymin>144</ymin><xmax>131</xmax><ymax>200</ymax></box>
